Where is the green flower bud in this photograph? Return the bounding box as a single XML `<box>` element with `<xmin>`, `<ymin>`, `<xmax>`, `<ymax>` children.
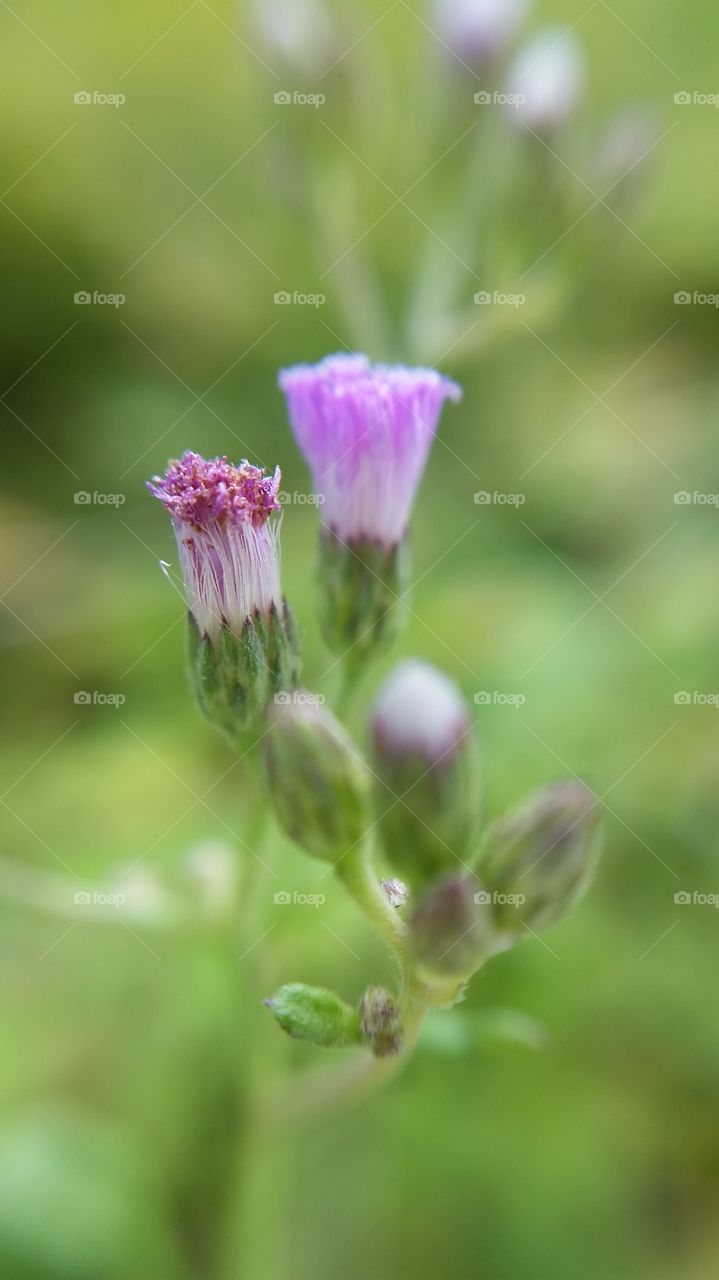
<box><xmin>319</xmin><ymin>531</ymin><xmax>409</xmax><ymax>666</ymax></box>
<box><xmin>409</xmin><ymin>875</ymin><xmax>495</xmax><ymax>980</ymax></box>
<box><xmin>188</xmin><ymin>600</ymin><xmax>300</xmax><ymax>748</ymax></box>
<box><xmin>359</xmin><ymin>986</ymin><xmax>403</xmax><ymax>1057</ymax></box>
<box><xmin>477</xmin><ymin>781</ymin><xmax>602</xmax><ymax>934</ymax></box>
<box><xmin>263</xmin><ymin>697</ymin><xmax>372</xmax><ymax>862</ymax></box>
<box><xmin>370</xmin><ymin>661</ymin><xmax>479</xmax><ymax>891</ymax></box>
<box><xmin>265</xmin><ymin>983</ymin><xmax>361</xmax><ymax>1048</ymax></box>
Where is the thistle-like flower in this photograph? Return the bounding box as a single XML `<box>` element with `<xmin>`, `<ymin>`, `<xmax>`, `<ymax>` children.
<box><xmin>278</xmin><ymin>354</ymin><xmax>461</xmax><ymax>664</ymax></box>
<box><xmin>148</xmin><ymin>451</ymin><xmax>299</xmax><ymax>744</ymax></box>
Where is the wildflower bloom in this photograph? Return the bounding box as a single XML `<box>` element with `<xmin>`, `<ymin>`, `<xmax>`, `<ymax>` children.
<box><xmin>278</xmin><ymin>354</ymin><xmax>461</xmax><ymax>665</ymax></box>
<box><xmin>148</xmin><ymin>451</ymin><xmax>282</xmax><ymax>643</ymax></box>
<box><xmin>370</xmin><ymin>661</ymin><xmax>479</xmax><ymax>891</ymax></box>
<box><xmin>148</xmin><ymin>451</ymin><xmax>299</xmax><ymax>743</ymax></box>
<box><xmin>278</xmin><ymin>354</ymin><xmax>461</xmax><ymax>550</ymax></box>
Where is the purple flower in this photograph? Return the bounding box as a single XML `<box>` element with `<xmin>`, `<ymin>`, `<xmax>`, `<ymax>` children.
<box><xmin>148</xmin><ymin>451</ymin><xmax>282</xmax><ymax>643</ymax></box>
<box><xmin>278</xmin><ymin>354</ymin><xmax>461</xmax><ymax>550</ymax></box>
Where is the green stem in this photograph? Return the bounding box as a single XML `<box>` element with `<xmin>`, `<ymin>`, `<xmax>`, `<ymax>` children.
<box><xmin>334</xmin><ymin>848</ymin><xmax>407</xmax><ymax>955</ymax></box>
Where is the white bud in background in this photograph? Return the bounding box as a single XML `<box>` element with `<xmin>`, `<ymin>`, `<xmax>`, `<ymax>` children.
<box><xmin>372</xmin><ymin>660</ymin><xmax>470</xmax><ymax>765</ymax></box>
<box><xmin>434</xmin><ymin>0</ymin><xmax>530</xmax><ymax>67</ymax></box>
<box><xmin>370</xmin><ymin>661</ymin><xmax>479</xmax><ymax>891</ymax></box>
<box><xmin>507</xmin><ymin>28</ymin><xmax>584</xmax><ymax>132</ymax></box>
<box><xmin>251</xmin><ymin>0</ymin><xmax>335</xmax><ymax>75</ymax></box>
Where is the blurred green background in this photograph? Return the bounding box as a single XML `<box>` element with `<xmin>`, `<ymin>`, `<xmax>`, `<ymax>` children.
<box><xmin>2</xmin><ymin>0</ymin><xmax>719</xmax><ymax>1277</ymax></box>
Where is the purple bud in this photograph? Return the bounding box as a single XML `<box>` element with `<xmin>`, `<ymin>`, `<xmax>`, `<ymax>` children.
<box><xmin>278</xmin><ymin>354</ymin><xmax>461</xmax><ymax>552</ymax></box>
<box><xmin>148</xmin><ymin>451</ymin><xmax>283</xmax><ymax>643</ymax></box>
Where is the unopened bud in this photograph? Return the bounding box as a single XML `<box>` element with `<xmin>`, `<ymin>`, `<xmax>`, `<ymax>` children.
<box><xmin>435</xmin><ymin>0</ymin><xmax>529</xmax><ymax>68</ymax></box>
<box><xmin>371</xmin><ymin>661</ymin><xmax>478</xmax><ymax>891</ymax></box>
<box><xmin>409</xmin><ymin>875</ymin><xmax>495</xmax><ymax>980</ymax></box>
<box><xmin>263</xmin><ymin>698</ymin><xmax>372</xmax><ymax>862</ymax></box>
<box><xmin>265</xmin><ymin>983</ymin><xmax>361</xmax><ymax>1048</ymax></box>
<box><xmin>478</xmin><ymin>781</ymin><xmax>601</xmax><ymax>933</ymax></box>
<box><xmin>507</xmin><ymin>29</ymin><xmax>584</xmax><ymax>133</ymax></box>
<box><xmin>319</xmin><ymin>531</ymin><xmax>410</xmax><ymax>667</ymax></box>
<box><xmin>359</xmin><ymin>986</ymin><xmax>403</xmax><ymax>1057</ymax></box>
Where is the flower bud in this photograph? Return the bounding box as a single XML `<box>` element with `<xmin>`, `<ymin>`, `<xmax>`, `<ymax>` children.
<box><xmin>318</xmin><ymin>530</ymin><xmax>410</xmax><ymax>666</ymax></box>
<box><xmin>279</xmin><ymin>355</ymin><xmax>461</xmax><ymax>667</ymax></box>
<box><xmin>507</xmin><ymin>29</ymin><xmax>584</xmax><ymax>133</ymax></box>
<box><xmin>263</xmin><ymin>697</ymin><xmax>372</xmax><ymax>862</ymax></box>
<box><xmin>265</xmin><ymin>984</ymin><xmax>361</xmax><ymax>1049</ymax></box>
<box><xmin>434</xmin><ymin>0</ymin><xmax>529</xmax><ymax>69</ymax></box>
<box><xmin>370</xmin><ymin>661</ymin><xmax>478</xmax><ymax>891</ymax></box>
<box><xmin>477</xmin><ymin>781</ymin><xmax>601</xmax><ymax>933</ymax></box>
<box><xmin>409</xmin><ymin>875</ymin><xmax>495</xmax><ymax>980</ymax></box>
<box><xmin>359</xmin><ymin>987</ymin><xmax>403</xmax><ymax>1058</ymax></box>
<box><xmin>149</xmin><ymin>453</ymin><xmax>300</xmax><ymax>746</ymax></box>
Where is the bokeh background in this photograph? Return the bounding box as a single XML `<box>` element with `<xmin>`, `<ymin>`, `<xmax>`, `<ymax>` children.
<box><xmin>2</xmin><ymin>1</ymin><xmax>718</xmax><ymax>1277</ymax></box>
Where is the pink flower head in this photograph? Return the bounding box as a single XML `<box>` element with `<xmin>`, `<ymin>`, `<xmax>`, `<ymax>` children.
<box><xmin>148</xmin><ymin>451</ymin><xmax>282</xmax><ymax>643</ymax></box>
<box><xmin>278</xmin><ymin>354</ymin><xmax>461</xmax><ymax>548</ymax></box>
